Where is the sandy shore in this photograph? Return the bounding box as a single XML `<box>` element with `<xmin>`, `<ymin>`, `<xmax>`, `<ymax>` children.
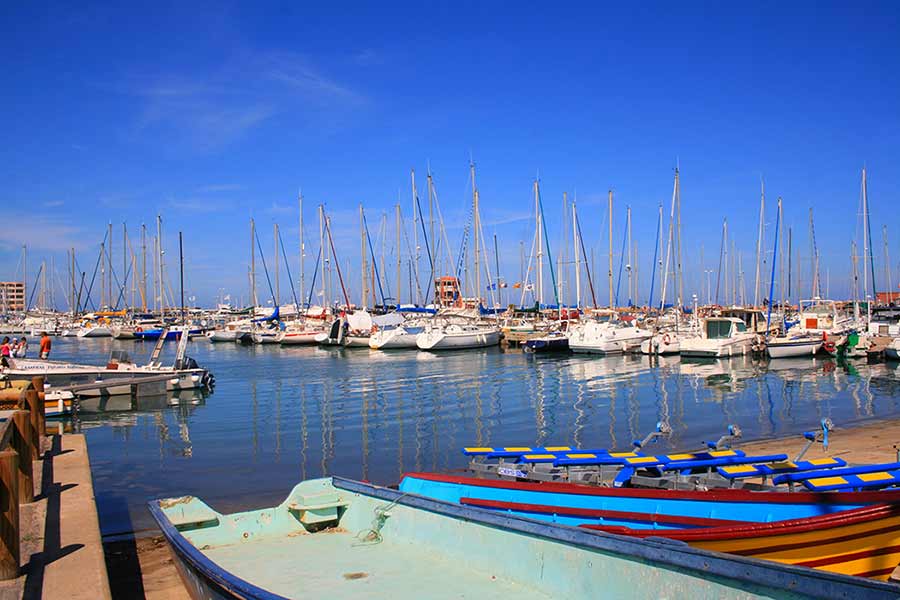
<box><xmin>105</xmin><ymin>416</ymin><xmax>900</xmax><ymax>598</ymax></box>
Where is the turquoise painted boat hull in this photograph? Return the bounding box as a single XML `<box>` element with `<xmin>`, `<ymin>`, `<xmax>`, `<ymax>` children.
<box><xmin>398</xmin><ymin>472</ymin><xmax>900</xmax><ymax>526</ymax></box>
<box><xmin>149</xmin><ymin>476</ymin><xmax>899</xmax><ymax>599</ymax></box>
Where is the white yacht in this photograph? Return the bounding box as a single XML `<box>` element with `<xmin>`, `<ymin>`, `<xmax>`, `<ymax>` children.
<box><xmin>416</xmin><ymin>322</ymin><xmax>500</xmax><ymax>350</ymax></box>
<box><xmin>680</xmin><ymin>317</ymin><xmax>756</xmax><ymax>358</ymax></box>
<box><xmin>568</xmin><ymin>319</ymin><xmax>650</xmax><ymax>355</ymax></box>
<box><xmin>369</xmin><ymin>324</ymin><xmax>425</xmax><ymax>349</ymax></box>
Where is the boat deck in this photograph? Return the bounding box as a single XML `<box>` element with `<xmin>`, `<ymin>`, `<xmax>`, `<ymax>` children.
<box><xmin>204</xmin><ymin>530</ymin><xmax>551</xmax><ymax>599</ymax></box>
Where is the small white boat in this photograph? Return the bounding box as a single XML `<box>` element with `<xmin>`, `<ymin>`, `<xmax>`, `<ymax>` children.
<box><xmin>568</xmin><ymin>320</ymin><xmax>650</xmax><ymax>355</ymax></box>
<box><xmin>277</xmin><ymin>328</ymin><xmax>321</xmax><ymax>345</ymax></box>
<box><xmin>766</xmin><ymin>334</ymin><xmax>824</xmax><ymax>359</ymax></box>
<box><xmin>206</xmin><ymin>329</ymin><xmax>239</xmax><ymax>342</ymax></box>
<box><xmin>77</xmin><ymin>325</ymin><xmax>113</xmax><ymax>338</ymax></box>
<box><xmin>369</xmin><ymin>325</ymin><xmax>424</xmax><ymax>349</ymax></box>
<box><xmin>640</xmin><ymin>330</ymin><xmax>693</xmax><ymax>355</ymax></box>
<box><xmin>251</xmin><ymin>330</ymin><xmax>281</xmax><ymax>345</ymax></box>
<box><xmin>416</xmin><ymin>322</ymin><xmax>500</xmax><ymax>350</ymax></box>
<box><xmin>680</xmin><ymin>317</ymin><xmax>756</xmax><ymax>358</ymax></box>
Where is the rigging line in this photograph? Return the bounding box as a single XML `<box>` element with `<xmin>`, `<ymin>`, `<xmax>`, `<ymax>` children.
<box><xmin>536</xmin><ymin>185</ymin><xmax>559</xmax><ymax>307</ymax></box>
<box><xmin>575</xmin><ymin>211</ymin><xmax>597</xmax><ymax>309</ymax></box>
<box><xmin>305</xmin><ymin>246</ymin><xmax>322</xmax><ymax>308</ymax></box>
<box><xmin>83</xmin><ymin>230</ymin><xmax>109</xmax><ymax>312</ymax></box>
<box><xmin>362</xmin><ymin>210</ymin><xmax>386</xmax><ymax>306</ymax></box>
<box><xmin>399</xmin><ymin>206</ymin><xmax>425</xmax><ymax>303</ymax></box>
<box><xmin>324</xmin><ymin>216</ymin><xmax>351</xmax><ymax>308</ymax></box>
<box><xmin>112</xmin><ymin>254</ymin><xmax>137</xmax><ymax>310</ymax></box>
<box><xmin>278</xmin><ymin>227</ymin><xmax>301</xmax><ymax>310</ymax></box>
<box><xmin>648</xmin><ymin>206</ymin><xmax>661</xmax><ymax>308</ymax></box>
<box><xmin>714</xmin><ymin>219</ymin><xmax>726</xmax><ymax>305</ymax></box>
<box><xmin>765</xmin><ymin>199</ymin><xmax>781</xmax><ymax>339</ymax></box>
<box><xmin>414</xmin><ymin>194</ymin><xmax>435</xmax><ymax>303</ymax></box>
<box><xmin>26</xmin><ymin>263</ymin><xmax>43</xmax><ymax>311</ymax></box>
<box><xmin>614</xmin><ymin>211</ymin><xmax>628</xmax><ymax>306</ymax></box>
<box><xmin>253</xmin><ymin>228</ymin><xmax>277</xmax><ymax>305</ymax></box>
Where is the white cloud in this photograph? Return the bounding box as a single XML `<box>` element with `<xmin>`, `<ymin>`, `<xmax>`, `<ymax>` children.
<box><xmin>120</xmin><ymin>50</ymin><xmax>364</xmax><ymax>152</ymax></box>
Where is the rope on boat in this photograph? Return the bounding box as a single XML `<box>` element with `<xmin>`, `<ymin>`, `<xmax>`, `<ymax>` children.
<box><xmin>353</xmin><ymin>493</ymin><xmax>409</xmax><ymax>546</ymax></box>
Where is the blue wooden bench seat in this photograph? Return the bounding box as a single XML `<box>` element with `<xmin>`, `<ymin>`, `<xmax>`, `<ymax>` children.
<box><xmin>715</xmin><ymin>457</ymin><xmax>847</xmax><ymax>480</ymax></box>
<box><xmin>773</xmin><ymin>462</ymin><xmax>900</xmax><ymax>491</ymax></box>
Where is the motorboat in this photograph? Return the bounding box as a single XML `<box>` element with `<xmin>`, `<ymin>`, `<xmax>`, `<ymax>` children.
<box><xmin>0</xmin><ymin>330</ymin><xmax>214</xmax><ymax>394</ymax></box>
<box><xmin>568</xmin><ymin>319</ymin><xmax>650</xmax><ymax>355</ymax></box>
<box><xmin>679</xmin><ymin>317</ymin><xmax>756</xmax><ymax>358</ymax></box>
<box><xmin>766</xmin><ymin>333</ymin><xmax>824</xmax><ymax>359</ymax></box>
<box><xmin>523</xmin><ymin>330</ymin><xmax>570</xmax><ymax>353</ymax></box>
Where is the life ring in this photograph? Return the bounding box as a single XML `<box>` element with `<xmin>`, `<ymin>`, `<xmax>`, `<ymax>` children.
<box><xmin>662</xmin><ymin>333</ymin><xmax>671</xmax><ymax>345</ymax></box>
<box><xmin>136</xmin><ymin>326</ymin><xmax>143</xmax><ymax>333</ymax></box>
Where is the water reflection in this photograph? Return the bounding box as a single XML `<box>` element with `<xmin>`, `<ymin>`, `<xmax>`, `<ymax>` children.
<box><xmin>44</xmin><ymin>337</ymin><xmax>900</xmax><ymax>536</ymax></box>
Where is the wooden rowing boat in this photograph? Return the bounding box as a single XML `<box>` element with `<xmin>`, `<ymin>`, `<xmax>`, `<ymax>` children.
<box><xmin>149</xmin><ymin>476</ymin><xmax>898</xmax><ymax>599</ymax></box>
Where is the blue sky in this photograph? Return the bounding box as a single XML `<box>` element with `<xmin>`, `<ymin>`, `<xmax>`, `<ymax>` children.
<box><xmin>2</xmin><ymin>1</ymin><xmax>899</xmax><ymax>308</ymax></box>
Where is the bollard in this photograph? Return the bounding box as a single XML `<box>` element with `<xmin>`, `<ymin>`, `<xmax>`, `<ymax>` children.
<box><xmin>0</xmin><ymin>449</ymin><xmax>19</xmax><ymax>580</ymax></box>
<box><xmin>30</xmin><ymin>378</ymin><xmax>46</xmax><ymax>438</ymax></box>
<box><xmin>10</xmin><ymin>412</ymin><xmax>33</xmax><ymax>504</ymax></box>
<box><xmin>24</xmin><ymin>390</ymin><xmax>41</xmax><ymax>458</ymax></box>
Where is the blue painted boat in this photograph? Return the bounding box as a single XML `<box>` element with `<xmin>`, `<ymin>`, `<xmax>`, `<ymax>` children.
<box><xmin>134</xmin><ymin>328</ymin><xmax>202</xmax><ymax>341</ymax></box>
<box><xmin>523</xmin><ymin>332</ymin><xmax>570</xmax><ymax>353</ymax></box>
<box><xmin>149</xmin><ymin>476</ymin><xmax>898</xmax><ymax>599</ymax></box>
<box><xmin>399</xmin><ymin>472</ymin><xmax>900</xmax><ymax>525</ymax></box>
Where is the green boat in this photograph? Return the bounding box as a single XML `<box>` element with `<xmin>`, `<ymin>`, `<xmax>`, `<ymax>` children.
<box><xmin>149</xmin><ymin>476</ymin><xmax>899</xmax><ymax>599</ymax></box>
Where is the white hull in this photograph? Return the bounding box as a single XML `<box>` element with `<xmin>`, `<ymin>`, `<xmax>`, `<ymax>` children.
<box><xmin>252</xmin><ymin>332</ymin><xmax>281</xmax><ymax>345</ymax></box>
<box><xmin>278</xmin><ymin>331</ymin><xmax>320</xmax><ymax>345</ymax></box>
<box><xmin>416</xmin><ymin>328</ymin><xmax>500</xmax><ymax>350</ymax></box>
<box><xmin>681</xmin><ymin>337</ymin><xmax>754</xmax><ymax>358</ymax></box>
<box><xmin>343</xmin><ymin>335</ymin><xmax>371</xmax><ymax>348</ymax></box>
<box><xmin>77</xmin><ymin>326</ymin><xmax>113</xmax><ymax>338</ymax></box>
<box><xmin>639</xmin><ymin>334</ymin><xmax>683</xmax><ymax>356</ymax></box>
<box><xmin>206</xmin><ymin>330</ymin><xmax>241</xmax><ymax>342</ymax></box>
<box><xmin>369</xmin><ymin>327</ymin><xmax>422</xmax><ymax>349</ymax></box>
<box><xmin>766</xmin><ymin>337</ymin><xmax>823</xmax><ymax>359</ymax></box>
<box><xmin>568</xmin><ymin>325</ymin><xmax>650</xmax><ymax>355</ymax></box>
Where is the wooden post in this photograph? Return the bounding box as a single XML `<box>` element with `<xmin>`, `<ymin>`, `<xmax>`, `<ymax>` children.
<box><xmin>0</xmin><ymin>449</ymin><xmax>19</xmax><ymax>580</ymax></box>
<box><xmin>24</xmin><ymin>391</ymin><xmax>41</xmax><ymax>457</ymax></box>
<box><xmin>10</xmin><ymin>412</ymin><xmax>33</xmax><ymax>504</ymax></box>
<box><xmin>30</xmin><ymin>378</ymin><xmax>46</xmax><ymax>438</ymax></box>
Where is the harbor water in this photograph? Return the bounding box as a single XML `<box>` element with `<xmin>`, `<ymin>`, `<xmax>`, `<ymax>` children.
<box><xmin>46</xmin><ymin>337</ymin><xmax>900</xmax><ymax>538</ymax></box>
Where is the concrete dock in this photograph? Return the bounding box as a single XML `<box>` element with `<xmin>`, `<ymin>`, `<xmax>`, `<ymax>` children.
<box><xmin>0</xmin><ymin>433</ymin><xmax>111</xmax><ymax>600</ymax></box>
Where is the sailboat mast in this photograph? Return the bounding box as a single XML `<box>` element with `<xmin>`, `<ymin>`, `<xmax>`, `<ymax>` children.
<box><xmin>411</xmin><ymin>169</ymin><xmax>419</xmax><ymax>304</ymax></box>
<box><xmin>573</xmin><ymin>199</ymin><xmax>581</xmax><ymax>309</ymax></box>
<box><xmin>108</xmin><ymin>221</ymin><xmax>113</xmax><ymax>309</ymax></box>
<box><xmin>534</xmin><ymin>180</ymin><xmax>543</xmax><ymax>306</ymax></box>
<box><xmin>299</xmin><ymin>189</ymin><xmax>305</xmax><ymax>310</ymax></box>
<box><xmin>608</xmin><ymin>190</ymin><xmax>614</xmax><ymax>308</ymax></box>
<box><xmin>471</xmin><ymin>162</ymin><xmax>479</xmax><ymax>304</ymax></box>
<box><xmin>884</xmin><ymin>225</ymin><xmax>893</xmax><ymax>301</ymax></box>
<box><xmin>675</xmin><ymin>168</ymin><xmax>684</xmax><ymax>308</ymax></box>
<box><xmin>274</xmin><ymin>223</ymin><xmax>280</xmax><ymax>306</ymax></box>
<box><xmin>317</xmin><ymin>205</ymin><xmax>324</xmax><ymax>307</ymax></box>
<box><xmin>360</xmin><ymin>204</ymin><xmax>367</xmax><ymax>309</ymax></box>
<box><xmin>754</xmin><ymin>179</ymin><xmax>765</xmax><ymax>306</ymax></box>
<box><xmin>141</xmin><ymin>224</ymin><xmax>147</xmax><ymax>311</ymax></box>
<box><xmin>157</xmin><ymin>214</ymin><xmax>164</xmax><ymax>317</ymax></box>
<box><xmin>626</xmin><ymin>205</ymin><xmax>633</xmax><ymax>306</ymax></box>
<box><xmin>863</xmin><ymin>167</ymin><xmax>877</xmax><ymax>304</ymax></box>
<box><xmin>427</xmin><ymin>168</ymin><xmax>435</xmax><ymax>274</ymax></box>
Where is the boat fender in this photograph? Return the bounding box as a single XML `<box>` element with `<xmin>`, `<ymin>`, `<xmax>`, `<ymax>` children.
<box><xmin>136</xmin><ymin>326</ymin><xmax>143</xmax><ymax>332</ymax></box>
<box><xmin>662</xmin><ymin>333</ymin><xmax>671</xmax><ymax>345</ymax></box>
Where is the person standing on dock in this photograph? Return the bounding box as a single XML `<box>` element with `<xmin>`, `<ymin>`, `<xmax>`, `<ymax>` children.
<box><xmin>0</xmin><ymin>337</ymin><xmax>11</xmax><ymax>366</ymax></box>
<box><xmin>39</xmin><ymin>331</ymin><xmax>51</xmax><ymax>360</ymax></box>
